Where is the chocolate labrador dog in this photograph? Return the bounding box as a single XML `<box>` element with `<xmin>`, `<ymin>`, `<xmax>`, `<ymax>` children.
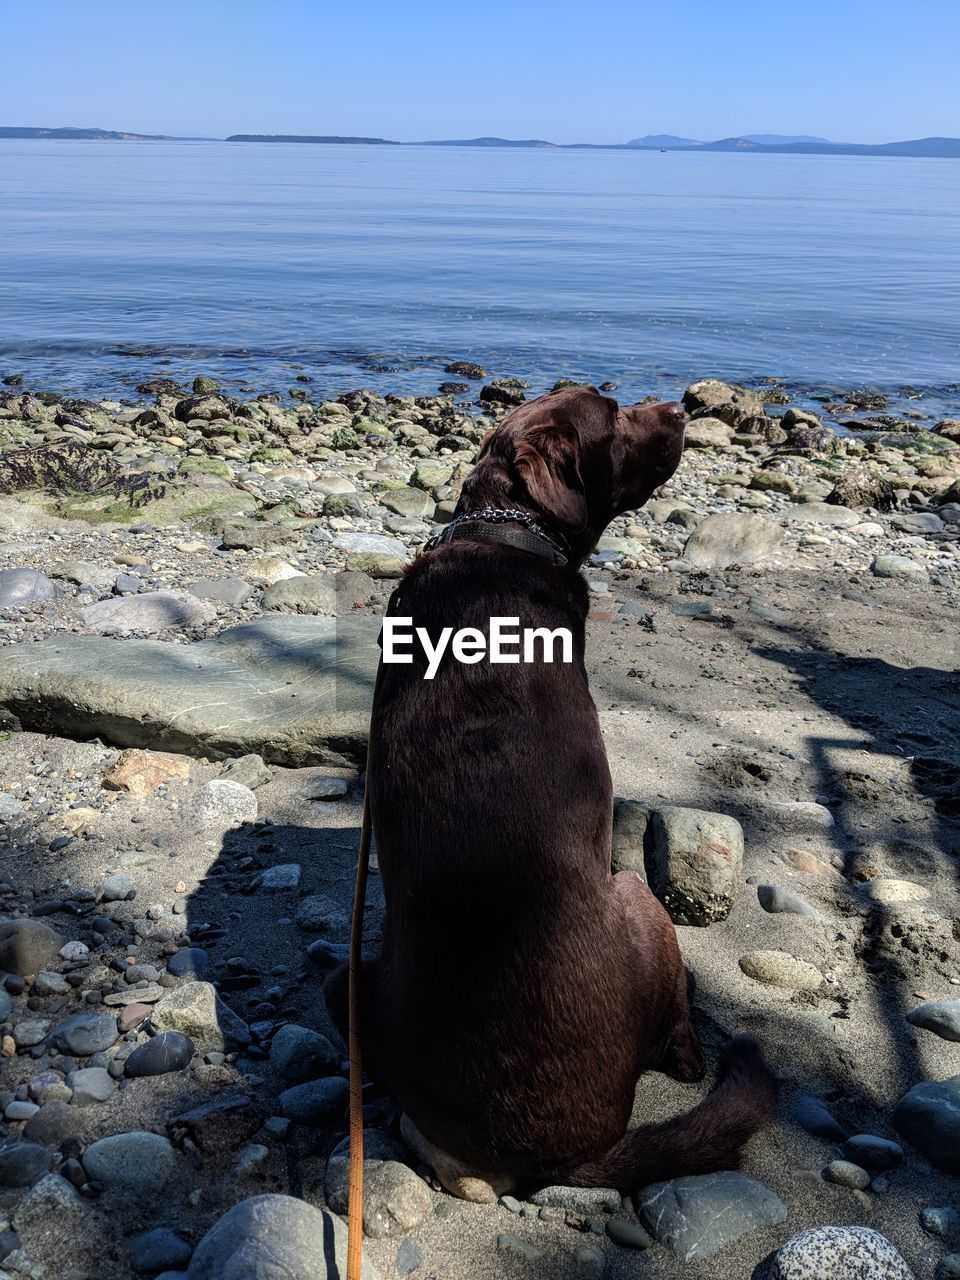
<box><xmin>326</xmin><ymin>386</ymin><xmax>776</xmax><ymax>1196</ymax></box>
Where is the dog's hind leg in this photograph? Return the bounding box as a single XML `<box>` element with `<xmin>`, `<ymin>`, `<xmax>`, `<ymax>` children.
<box><xmin>612</xmin><ymin>870</ymin><xmax>706</xmax><ymax>1082</ymax></box>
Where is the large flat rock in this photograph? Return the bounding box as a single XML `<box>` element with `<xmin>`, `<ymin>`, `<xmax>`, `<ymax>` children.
<box><xmin>0</xmin><ymin>616</ymin><xmax>378</xmax><ymax>766</ymax></box>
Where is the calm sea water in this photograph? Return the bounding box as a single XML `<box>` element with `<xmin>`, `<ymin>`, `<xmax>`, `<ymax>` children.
<box><xmin>1</xmin><ymin>139</ymin><xmax>958</xmax><ymax>415</ymax></box>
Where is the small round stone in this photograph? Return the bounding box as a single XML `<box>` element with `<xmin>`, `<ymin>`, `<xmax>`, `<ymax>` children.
<box><xmin>124</xmin><ymin>1031</ymin><xmax>195</xmax><ymax>1077</ymax></box>
<box><xmin>825</xmin><ymin>1159</ymin><xmax>871</xmax><ymax>1190</ymax></box>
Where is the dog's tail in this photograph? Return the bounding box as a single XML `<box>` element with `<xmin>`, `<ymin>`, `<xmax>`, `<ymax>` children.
<box><xmin>563</xmin><ymin>1036</ymin><xmax>777</xmax><ymax>1190</ymax></box>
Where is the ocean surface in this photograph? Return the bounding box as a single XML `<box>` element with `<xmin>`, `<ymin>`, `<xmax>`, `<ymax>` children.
<box><xmin>1</xmin><ymin>139</ymin><xmax>958</xmax><ymax>416</ymax></box>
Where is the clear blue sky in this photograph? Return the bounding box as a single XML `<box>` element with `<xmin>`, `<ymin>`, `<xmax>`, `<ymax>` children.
<box><xmin>2</xmin><ymin>0</ymin><xmax>957</xmax><ymax>143</ymax></box>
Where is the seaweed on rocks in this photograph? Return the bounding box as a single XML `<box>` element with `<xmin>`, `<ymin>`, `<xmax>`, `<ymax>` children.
<box><xmin>0</xmin><ymin>443</ymin><xmax>166</xmax><ymax>508</ymax></box>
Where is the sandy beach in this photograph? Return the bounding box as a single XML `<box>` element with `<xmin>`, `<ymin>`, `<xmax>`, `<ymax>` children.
<box><xmin>0</xmin><ymin>372</ymin><xmax>958</xmax><ymax>1279</ymax></box>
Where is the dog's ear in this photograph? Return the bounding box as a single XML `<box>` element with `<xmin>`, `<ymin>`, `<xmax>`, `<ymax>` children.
<box><xmin>513</xmin><ymin>425</ymin><xmax>587</xmax><ymax>531</ymax></box>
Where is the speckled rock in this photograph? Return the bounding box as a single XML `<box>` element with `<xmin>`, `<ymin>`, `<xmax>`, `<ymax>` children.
<box><xmin>761</xmin><ymin>1225</ymin><xmax>914</xmax><ymax>1278</ymax></box>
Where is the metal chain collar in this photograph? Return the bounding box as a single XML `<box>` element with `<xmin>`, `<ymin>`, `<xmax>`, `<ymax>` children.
<box><xmin>421</xmin><ymin>506</ymin><xmax>569</xmax><ymax>562</ymax></box>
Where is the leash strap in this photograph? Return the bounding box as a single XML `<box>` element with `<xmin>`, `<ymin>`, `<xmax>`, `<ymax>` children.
<box><xmin>347</xmin><ymin>654</ymin><xmax>385</xmax><ymax>1280</ymax></box>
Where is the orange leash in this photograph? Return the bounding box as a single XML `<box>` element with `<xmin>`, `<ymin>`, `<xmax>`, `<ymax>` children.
<box><xmin>347</xmin><ymin>656</ymin><xmax>383</xmax><ymax>1280</ymax></box>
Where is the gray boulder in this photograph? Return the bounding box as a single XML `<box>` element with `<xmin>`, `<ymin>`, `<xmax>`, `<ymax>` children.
<box><xmin>611</xmin><ymin>799</ymin><xmax>652</xmax><ymax>881</ymax></box>
<box><xmin>638</xmin><ymin>1171</ymin><xmax>786</xmax><ymax>1262</ymax></box>
<box><xmin>186</xmin><ymin>1193</ymin><xmax>380</xmax><ymax>1278</ymax></box>
<box><xmin>80</xmin><ymin>590</ymin><xmax>217</xmax><ymax>635</ymax></box>
<box><xmin>0</xmin><ymin>616</ymin><xmax>378</xmax><ymax>766</ymax></box>
<box><xmin>0</xmin><ymin>919</ymin><xmax>62</xmax><ymax>976</ymax></box>
<box><xmin>187</xmin><ymin>577</ymin><xmax>255</xmax><ymax>608</ymax></box>
<box><xmin>682</xmin><ymin>514</ymin><xmax>785</xmax><ymax>569</ymax></box>
<box><xmin>0</xmin><ymin>1141</ymin><xmax>53</xmax><ymax>1188</ymax></box>
<box><xmin>906</xmin><ymin>1001</ymin><xmax>960</xmax><ymax>1041</ymax></box>
<box><xmin>871</xmin><ymin>554</ymin><xmax>929</xmax><ymax>581</ymax></box>
<box><xmin>324</xmin><ymin>1135</ymin><xmax>432</xmax><ymax>1238</ymax></box>
<box><xmin>149</xmin><ymin>981</ymin><xmax>250</xmax><ymax>1054</ymax></box>
<box><xmin>262</xmin><ymin>574</ymin><xmax>337</xmax><ymax>615</ymax></box>
<box><xmin>82</xmin><ymin>1131</ymin><xmax>178</xmax><ymax>1195</ymax></box>
<box><xmin>647</xmin><ymin>806</ymin><xmax>743</xmax><ymax>925</ymax></box>
<box><xmin>0</xmin><ymin>568</ymin><xmax>56</xmax><ymax>606</ymax></box>
<box><xmin>186</xmin><ymin>780</ymin><xmax>257</xmax><ymax>829</ymax></box>
<box><xmin>893</xmin><ymin>1075</ymin><xmax>960</xmax><ymax>1170</ymax></box>
<box><xmin>269</xmin><ymin>1024</ymin><xmax>339</xmax><ymax>1084</ymax></box>
<box><xmin>279</xmin><ymin>1076</ymin><xmax>349</xmax><ymax>1126</ymax></box>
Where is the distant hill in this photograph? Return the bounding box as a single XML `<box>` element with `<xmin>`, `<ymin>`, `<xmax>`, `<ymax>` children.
<box><xmin>418</xmin><ymin>137</ymin><xmax>556</xmax><ymax>148</ymax></box>
<box><xmin>698</xmin><ymin>135</ymin><xmax>960</xmax><ymax>157</ymax></box>
<box><xmin>6</xmin><ymin>125</ymin><xmax>960</xmax><ymax>159</ymax></box>
<box><xmin>625</xmin><ymin>134</ymin><xmax>702</xmax><ymax>147</ymax></box>
<box><xmin>0</xmin><ymin>125</ymin><xmax>173</xmax><ymax>140</ymax></box>
<box><xmin>738</xmin><ymin>134</ymin><xmax>831</xmax><ymax>145</ymax></box>
<box><xmin>225</xmin><ymin>134</ymin><xmax>399</xmax><ymax>145</ymax></box>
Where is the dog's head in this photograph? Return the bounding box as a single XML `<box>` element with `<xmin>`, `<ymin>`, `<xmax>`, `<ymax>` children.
<box><xmin>459</xmin><ymin>386</ymin><xmax>685</xmax><ymax>559</ymax></box>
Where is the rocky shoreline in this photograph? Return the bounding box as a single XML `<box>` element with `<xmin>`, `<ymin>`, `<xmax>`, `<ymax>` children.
<box><xmin>0</xmin><ymin>371</ymin><xmax>959</xmax><ymax>1280</ymax></box>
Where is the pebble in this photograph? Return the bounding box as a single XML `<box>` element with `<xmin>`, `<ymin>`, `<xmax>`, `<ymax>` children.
<box><xmin>101</xmin><ymin>871</ymin><xmax>136</xmax><ymax>902</ymax></box>
<box><xmin>497</xmin><ymin>1234</ymin><xmax>543</xmax><ymax>1263</ymax></box>
<box><xmin>871</xmin><ymin>553</ymin><xmax>929</xmax><ymax>581</ymax></box>
<box><xmin>842</xmin><ymin>1135</ymin><xmax>904</xmax><ymax>1170</ymax></box>
<box><xmin>739</xmin><ymin>950</ymin><xmax>824</xmax><ymax>991</ymax></box>
<box><xmin>82</xmin><ymin>1131</ymin><xmax>178</xmax><ymax>1195</ymax></box>
<box><xmin>790</xmin><ymin>1093</ymin><xmax>848</xmax><ymax>1141</ymax></box>
<box><xmin>256</xmin><ymin>863</ymin><xmax>302</xmax><ymax>891</ymax></box>
<box><xmin>304</xmin><ymin>776</ymin><xmax>350</xmax><ymax>800</ymax></box>
<box><xmin>756</xmin><ymin>883</ymin><xmax>822</xmax><ymax>918</ymax></box>
<box><xmin>23</xmin><ymin>1099</ymin><xmax>78</xmax><ymax>1145</ymax></box>
<box><xmin>529</xmin><ymin>1186</ymin><xmax>621</xmax><ymax>1215</ymax></box>
<box><xmin>861</xmin><ymin>878</ymin><xmax>930</xmax><ymax>904</ymax></box>
<box><xmin>396</xmin><ymin>1238</ymin><xmax>425</xmax><ymax>1276</ymax></box>
<box><xmin>129</xmin><ymin>1227</ymin><xmax>192</xmax><ymax>1274</ymax></box>
<box><xmin>51</xmin><ymin>1010</ymin><xmax>118</xmax><ymax>1056</ymax></box>
<box><xmin>3</xmin><ymin>1101</ymin><xmax>39</xmax><ymax>1122</ymax></box>
<box><xmin>149</xmin><ymin>981</ymin><xmax>250</xmax><ymax>1053</ymax></box>
<box><xmin>269</xmin><ymin>1023</ymin><xmax>339</xmax><ymax>1084</ymax></box>
<box><xmin>0</xmin><ymin>1142</ymin><xmax>52</xmax><ymax>1189</ymax></box>
<box><xmin>166</xmin><ymin>947</ymin><xmax>210</xmax><ymax>979</ymax></box>
<box><xmin>906</xmin><ymin>999</ymin><xmax>960</xmax><ymax>1041</ymax></box>
<box><xmin>65</xmin><ymin>1067</ymin><xmax>115</xmax><ymax>1105</ymax></box>
<box><xmin>295</xmin><ymin>894</ymin><xmax>350</xmax><ymax>935</ymax></box>
<box><xmin>825</xmin><ymin>1159</ymin><xmax>871</xmax><ymax>1190</ymax></box>
<box><xmin>279</xmin><ymin>1076</ymin><xmax>349</xmax><ymax>1126</ymax></box>
<box><xmin>185</xmin><ymin>780</ymin><xmax>258</xmax><ymax>830</ymax></box>
<box><xmin>921</xmin><ymin>1207</ymin><xmax>960</xmax><ymax>1242</ymax></box>
<box><xmin>124</xmin><ymin>1031</ymin><xmax>195</xmax><ymax>1077</ymax></box>
<box><xmin>605</xmin><ymin>1219</ymin><xmax>653</xmax><ymax>1249</ymax></box>
<box><xmin>893</xmin><ymin>1075</ymin><xmax>960</xmax><ymax>1171</ymax></box>
<box><xmin>572</xmin><ymin>1243</ymin><xmax>606</xmax><ymax>1277</ymax></box>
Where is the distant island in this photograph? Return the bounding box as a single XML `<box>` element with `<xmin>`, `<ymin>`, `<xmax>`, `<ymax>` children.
<box><xmin>6</xmin><ymin>125</ymin><xmax>960</xmax><ymax>159</ymax></box>
<box><xmin>0</xmin><ymin>125</ymin><xmax>211</xmax><ymax>141</ymax></box>
<box><xmin>225</xmin><ymin>133</ymin><xmax>399</xmax><ymax>145</ymax></box>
